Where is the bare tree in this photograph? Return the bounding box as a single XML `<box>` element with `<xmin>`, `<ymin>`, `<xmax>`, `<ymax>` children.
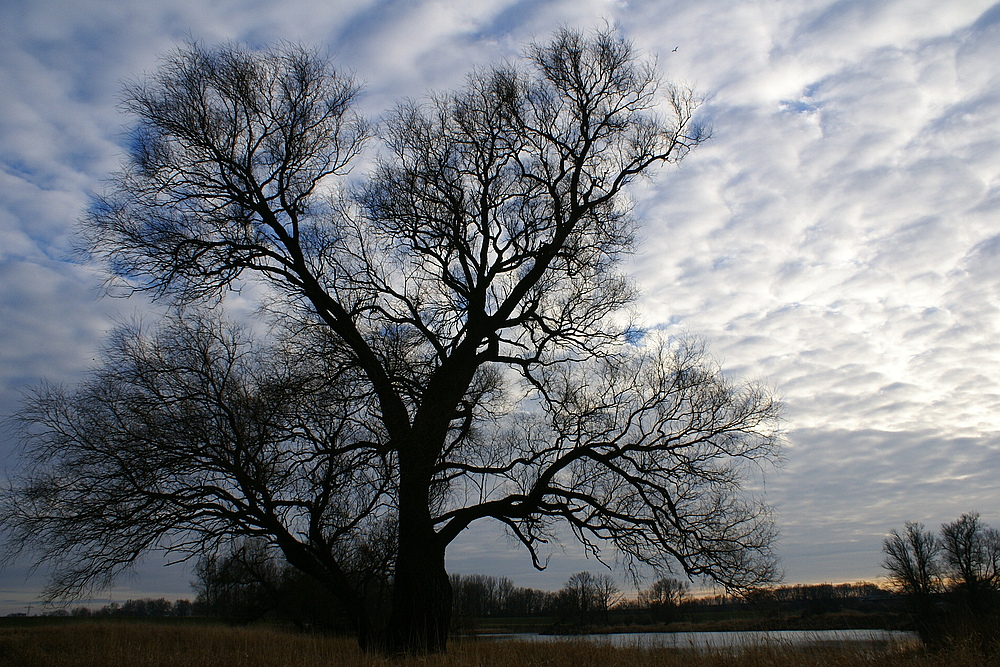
<box><xmin>193</xmin><ymin>540</ymin><xmax>283</xmax><ymax>624</ymax></box>
<box><xmin>882</xmin><ymin>521</ymin><xmax>943</xmax><ymax>642</ymax></box>
<box><xmin>882</xmin><ymin>522</ymin><xmax>943</xmax><ymax>599</ymax></box>
<box><xmin>639</xmin><ymin>576</ymin><xmax>690</xmax><ymax>622</ymax></box>
<box><xmin>592</xmin><ymin>572</ymin><xmax>621</xmax><ymax>625</ymax></box>
<box><xmin>557</xmin><ymin>571</ymin><xmax>619</xmax><ymax>626</ymax></box>
<box><xmin>559</xmin><ymin>572</ymin><xmax>598</xmax><ymax>626</ymax></box>
<box><xmin>940</xmin><ymin>512</ymin><xmax>1000</xmax><ymax>614</ymax></box>
<box><xmin>3</xmin><ymin>29</ymin><xmax>780</xmax><ymax>654</ymax></box>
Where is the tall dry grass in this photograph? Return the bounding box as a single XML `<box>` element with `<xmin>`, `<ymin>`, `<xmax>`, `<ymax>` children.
<box><xmin>0</xmin><ymin>621</ymin><xmax>993</xmax><ymax>667</ymax></box>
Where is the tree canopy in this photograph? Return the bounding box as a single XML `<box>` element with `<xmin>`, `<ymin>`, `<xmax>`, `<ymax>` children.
<box><xmin>3</xmin><ymin>29</ymin><xmax>781</xmax><ymax>654</ymax></box>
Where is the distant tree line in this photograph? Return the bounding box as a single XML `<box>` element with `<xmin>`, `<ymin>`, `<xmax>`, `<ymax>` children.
<box><xmin>453</xmin><ymin>573</ymin><xmax>895</xmax><ymax>630</ymax></box>
<box><xmin>882</xmin><ymin>511</ymin><xmax>999</xmax><ymax>652</ymax></box>
<box><xmin>53</xmin><ymin>574</ymin><xmax>894</xmax><ymax>630</ymax></box>
<box><xmin>184</xmin><ymin>540</ymin><xmax>905</xmax><ymax>634</ymax></box>
<box><xmin>66</xmin><ymin>598</ymin><xmax>195</xmax><ymax>618</ymax></box>
<box><xmin>766</xmin><ymin>582</ymin><xmax>888</xmax><ymax>601</ymax></box>
<box><xmin>451</xmin><ymin>571</ymin><xmax>624</xmax><ymax>629</ymax></box>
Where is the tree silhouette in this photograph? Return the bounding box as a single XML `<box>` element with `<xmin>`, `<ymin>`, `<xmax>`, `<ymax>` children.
<box><xmin>639</xmin><ymin>576</ymin><xmax>690</xmax><ymax>622</ymax></box>
<box><xmin>882</xmin><ymin>521</ymin><xmax>943</xmax><ymax>643</ymax></box>
<box><xmin>940</xmin><ymin>512</ymin><xmax>1000</xmax><ymax>615</ymax></box>
<box><xmin>3</xmin><ymin>29</ymin><xmax>780</xmax><ymax>653</ymax></box>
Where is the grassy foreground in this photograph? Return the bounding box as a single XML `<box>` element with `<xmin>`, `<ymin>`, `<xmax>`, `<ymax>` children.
<box><xmin>0</xmin><ymin>621</ymin><xmax>993</xmax><ymax>667</ymax></box>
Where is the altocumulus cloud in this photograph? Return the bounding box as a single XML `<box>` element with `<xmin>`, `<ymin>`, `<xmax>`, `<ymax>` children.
<box><xmin>1</xmin><ymin>0</ymin><xmax>998</xmax><ymax>611</ymax></box>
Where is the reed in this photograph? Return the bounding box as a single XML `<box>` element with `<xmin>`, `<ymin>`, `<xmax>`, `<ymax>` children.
<box><xmin>0</xmin><ymin>621</ymin><xmax>992</xmax><ymax>667</ymax></box>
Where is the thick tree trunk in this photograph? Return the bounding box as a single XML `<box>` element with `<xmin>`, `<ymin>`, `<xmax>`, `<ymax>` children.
<box><xmin>385</xmin><ymin>529</ymin><xmax>452</xmax><ymax>653</ymax></box>
<box><xmin>377</xmin><ymin>420</ymin><xmax>457</xmax><ymax>654</ymax></box>
<box><xmin>385</xmin><ymin>453</ymin><xmax>451</xmax><ymax>653</ymax></box>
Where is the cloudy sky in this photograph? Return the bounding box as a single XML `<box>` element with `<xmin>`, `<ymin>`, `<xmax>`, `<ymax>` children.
<box><xmin>2</xmin><ymin>0</ymin><xmax>999</xmax><ymax>613</ymax></box>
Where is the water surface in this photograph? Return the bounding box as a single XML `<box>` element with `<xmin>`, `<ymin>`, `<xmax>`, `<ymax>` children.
<box><xmin>476</xmin><ymin>629</ymin><xmax>918</xmax><ymax>650</ymax></box>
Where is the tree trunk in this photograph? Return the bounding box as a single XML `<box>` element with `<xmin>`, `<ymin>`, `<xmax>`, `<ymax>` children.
<box><xmin>378</xmin><ymin>419</ymin><xmax>457</xmax><ymax>654</ymax></box>
<box><xmin>385</xmin><ymin>531</ymin><xmax>452</xmax><ymax>653</ymax></box>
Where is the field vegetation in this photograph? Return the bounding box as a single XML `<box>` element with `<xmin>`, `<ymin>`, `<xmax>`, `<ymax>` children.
<box><xmin>0</xmin><ymin>619</ymin><xmax>994</xmax><ymax>667</ymax></box>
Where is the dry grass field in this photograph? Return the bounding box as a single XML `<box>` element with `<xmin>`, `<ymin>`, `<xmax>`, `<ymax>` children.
<box><xmin>0</xmin><ymin>621</ymin><xmax>994</xmax><ymax>667</ymax></box>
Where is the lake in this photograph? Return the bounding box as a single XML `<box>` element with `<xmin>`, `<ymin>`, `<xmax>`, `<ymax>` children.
<box><xmin>473</xmin><ymin>629</ymin><xmax>919</xmax><ymax>650</ymax></box>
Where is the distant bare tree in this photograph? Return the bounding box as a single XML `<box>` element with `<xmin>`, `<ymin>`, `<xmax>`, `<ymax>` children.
<box><xmin>449</xmin><ymin>573</ymin><xmax>517</xmax><ymax>629</ymax></box>
<box><xmin>882</xmin><ymin>521</ymin><xmax>943</xmax><ymax>643</ymax></box>
<box><xmin>556</xmin><ymin>571</ymin><xmax>620</xmax><ymax>626</ymax></box>
<box><xmin>193</xmin><ymin>540</ymin><xmax>283</xmax><ymax>624</ymax></box>
<box><xmin>3</xmin><ymin>29</ymin><xmax>780</xmax><ymax>654</ymax></box>
<box><xmin>940</xmin><ymin>512</ymin><xmax>1000</xmax><ymax>614</ymax></box>
<box><xmin>639</xmin><ymin>576</ymin><xmax>690</xmax><ymax>622</ymax></box>
<box><xmin>592</xmin><ymin>572</ymin><xmax>621</xmax><ymax>625</ymax></box>
<box><xmin>560</xmin><ymin>572</ymin><xmax>598</xmax><ymax>626</ymax></box>
<box><xmin>882</xmin><ymin>522</ymin><xmax>943</xmax><ymax>599</ymax></box>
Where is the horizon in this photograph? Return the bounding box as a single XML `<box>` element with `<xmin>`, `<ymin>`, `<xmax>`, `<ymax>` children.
<box><xmin>4</xmin><ymin>574</ymin><xmax>900</xmax><ymax>618</ymax></box>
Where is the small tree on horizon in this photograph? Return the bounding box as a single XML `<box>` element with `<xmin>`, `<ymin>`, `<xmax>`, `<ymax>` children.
<box><xmin>2</xmin><ymin>29</ymin><xmax>781</xmax><ymax>654</ymax></box>
<box><xmin>940</xmin><ymin>512</ymin><xmax>1000</xmax><ymax>615</ymax></box>
<box><xmin>639</xmin><ymin>576</ymin><xmax>690</xmax><ymax>622</ymax></box>
<box><xmin>882</xmin><ymin>522</ymin><xmax>943</xmax><ymax>599</ymax></box>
